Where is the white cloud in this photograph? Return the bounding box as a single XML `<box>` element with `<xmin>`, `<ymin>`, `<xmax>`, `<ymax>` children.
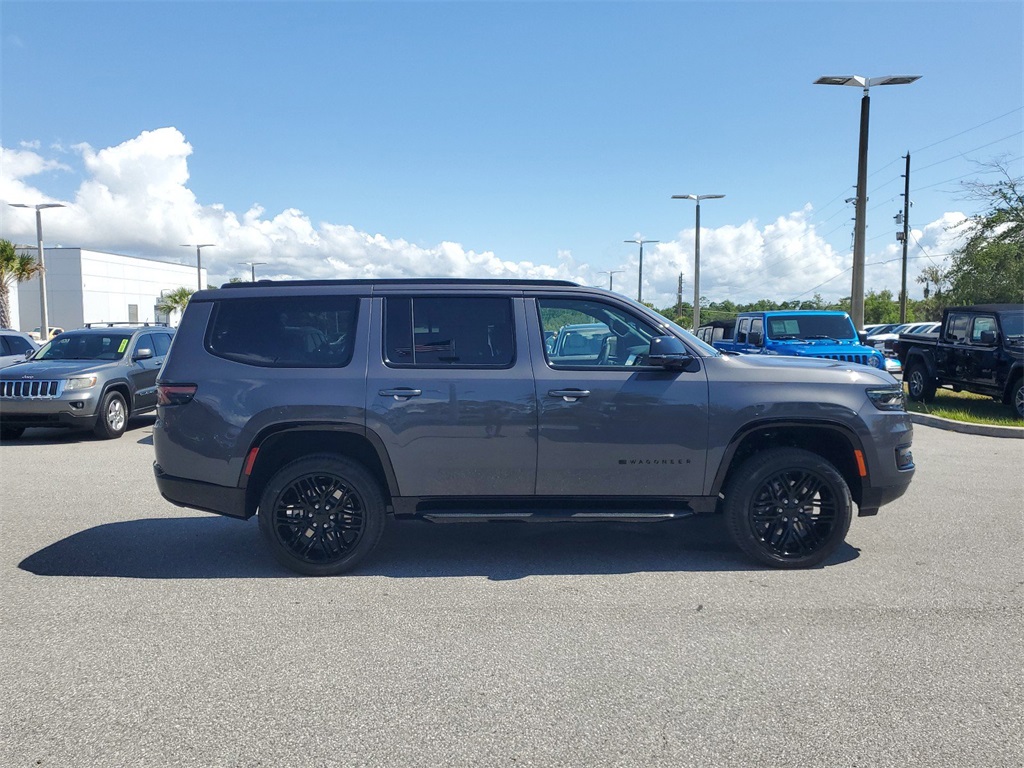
<box><xmin>1</xmin><ymin>127</ymin><xmax>966</xmax><ymax>307</ymax></box>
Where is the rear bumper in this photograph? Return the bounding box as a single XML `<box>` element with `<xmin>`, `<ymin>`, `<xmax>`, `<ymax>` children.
<box><xmin>154</xmin><ymin>463</ymin><xmax>250</xmax><ymax>519</ymax></box>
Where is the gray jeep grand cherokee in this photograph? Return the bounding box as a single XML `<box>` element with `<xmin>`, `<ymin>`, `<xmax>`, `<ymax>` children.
<box><xmin>1</xmin><ymin>323</ymin><xmax>174</xmax><ymax>440</ymax></box>
<box><xmin>153</xmin><ymin>279</ymin><xmax>915</xmax><ymax>574</ymax></box>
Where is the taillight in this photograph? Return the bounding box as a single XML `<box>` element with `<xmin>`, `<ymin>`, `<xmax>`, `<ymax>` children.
<box><xmin>157</xmin><ymin>383</ymin><xmax>197</xmax><ymax>406</ymax></box>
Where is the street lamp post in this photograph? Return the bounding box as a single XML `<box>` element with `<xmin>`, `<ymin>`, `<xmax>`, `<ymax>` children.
<box><xmin>671</xmin><ymin>194</ymin><xmax>725</xmax><ymax>331</ymax></box>
<box><xmin>240</xmin><ymin>262</ymin><xmax>266</xmax><ymax>282</ymax></box>
<box><xmin>599</xmin><ymin>269</ymin><xmax>624</xmax><ymax>292</ymax></box>
<box><xmin>8</xmin><ymin>202</ymin><xmax>65</xmax><ymax>341</ymax></box>
<box><xmin>180</xmin><ymin>243</ymin><xmax>215</xmax><ymax>290</ymax></box>
<box><xmin>814</xmin><ymin>74</ymin><xmax>921</xmax><ymax>329</ymax></box>
<box><xmin>624</xmin><ymin>238</ymin><xmax>659</xmax><ymax>304</ymax></box>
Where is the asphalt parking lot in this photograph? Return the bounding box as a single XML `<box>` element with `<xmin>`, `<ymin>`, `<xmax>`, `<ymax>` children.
<box><xmin>1</xmin><ymin>419</ymin><xmax>1021</xmax><ymax>768</ymax></box>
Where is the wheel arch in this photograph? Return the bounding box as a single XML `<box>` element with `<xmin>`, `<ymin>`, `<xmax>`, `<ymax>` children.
<box><xmin>712</xmin><ymin>420</ymin><xmax>866</xmax><ymax>508</ymax></box>
<box><xmin>904</xmin><ymin>349</ymin><xmax>937</xmax><ymax>378</ymax></box>
<box><xmin>100</xmin><ymin>380</ymin><xmax>133</xmax><ymax>414</ymax></box>
<box><xmin>242</xmin><ymin>425</ymin><xmax>398</xmax><ymax>518</ymax></box>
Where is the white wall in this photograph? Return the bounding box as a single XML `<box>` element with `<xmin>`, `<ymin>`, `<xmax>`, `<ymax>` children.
<box><xmin>18</xmin><ymin>248</ymin><xmax>203</xmax><ymax>329</ymax></box>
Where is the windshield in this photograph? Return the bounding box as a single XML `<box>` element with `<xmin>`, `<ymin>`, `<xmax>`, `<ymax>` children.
<box><xmin>766</xmin><ymin>314</ymin><xmax>856</xmax><ymax>341</ymax></box>
<box><xmin>35</xmin><ymin>333</ymin><xmax>133</xmax><ymax>361</ymax></box>
<box><xmin>1001</xmin><ymin>312</ymin><xmax>1024</xmax><ymax>338</ymax></box>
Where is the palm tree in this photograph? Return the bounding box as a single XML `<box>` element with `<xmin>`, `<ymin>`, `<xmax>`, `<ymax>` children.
<box><xmin>157</xmin><ymin>286</ymin><xmax>196</xmax><ymax>321</ymax></box>
<box><xmin>0</xmin><ymin>238</ymin><xmax>44</xmax><ymax>329</ymax></box>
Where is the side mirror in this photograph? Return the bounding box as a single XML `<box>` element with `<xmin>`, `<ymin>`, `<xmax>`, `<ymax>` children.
<box><xmin>647</xmin><ymin>336</ymin><xmax>694</xmax><ymax>370</ymax></box>
<box><xmin>747</xmin><ymin>331</ymin><xmax>763</xmax><ymax>346</ymax></box>
<box><xmin>979</xmin><ymin>330</ymin><xmax>997</xmax><ymax>345</ymax></box>
<box><xmin>133</xmin><ymin>348</ymin><xmax>154</xmax><ymax>361</ymax></box>
<box><xmin>858</xmin><ymin>331</ymin><xmax>869</xmax><ymax>344</ymax></box>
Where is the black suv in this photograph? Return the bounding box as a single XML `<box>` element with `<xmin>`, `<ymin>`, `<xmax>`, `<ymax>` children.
<box><xmin>153</xmin><ymin>279</ymin><xmax>915</xmax><ymax>574</ymax></box>
<box><xmin>0</xmin><ymin>323</ymin><xmax>174</xmax><ymax>440</ymax></box>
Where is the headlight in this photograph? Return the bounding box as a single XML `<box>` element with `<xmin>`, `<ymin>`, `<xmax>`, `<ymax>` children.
<box><xmin>867</xmin><ymin>356</ymin><xmax>881</xmax><ymax>368</ymax></box>
<box><xmin>866</xmin><ymin>386</ymin><xmax>905</xmax><ymax>411</ymax></box>
<box><xmin>65</xmin><ymin>375</ymin><xmax>98</xmax><ymax>391</ymax></box>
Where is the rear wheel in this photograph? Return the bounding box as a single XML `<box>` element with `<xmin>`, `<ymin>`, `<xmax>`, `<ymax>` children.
<box><xmin>258</xmin><ymin>455</ymin><xmax>386</xmax><ymax>576</ymax></box>
<box><xmin>724</xmin><ymin>448</ymin><xmax>853</xmax><ymax>569</ymax></box>
<box><xmin>905</xmin><ymin>363</ymin><xmax>936</xmax><ymax>403</ymax></box>
<box><xmin>93</xmin><ymin>391</ymin><xmax>128</xmax><ymax>439</ymax></box>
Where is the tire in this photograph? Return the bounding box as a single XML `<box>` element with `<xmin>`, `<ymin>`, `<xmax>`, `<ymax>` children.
<box><xmin>1012</xmin><ymin>378</ymin><xmax>1024</xmax><ymax>421</ymax></box>
<box><xmin>1</xmin><ymin>426</ymin><xmax>25</xmax><ymax>441</ymax></box>
<box><xmin>258</xmin><ymin>455</ymin><xmax>386</xmax><ymax>576</ymax></box>
<box><xmin>723</xmin><ymin>448</ymin><xmax>853</xmax><ymax>569</ymax></box>
<box><xmin>905</xmin><ymin>362</ymin><xmax>936</xmax><ymax>403</ymax></box>
<box><xmin>93</xmin><ymin>391</ymin><xmax>128</xmax><ymax>439</ymax></box>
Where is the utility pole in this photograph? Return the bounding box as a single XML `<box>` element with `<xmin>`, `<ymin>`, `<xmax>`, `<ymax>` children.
<box><xmin>599</xmin><ymin>269</ymin><xmax>624</xmax><ymax>292</ymax></box>
<box><xmin>624</xmin><ymin>238</ymin><xmax>659</xmax><ymax>303</ymax></box>
<box><xmin>898</xmin><ymin>152</ymin><xmax>911</xmax><ymax>323</ymax></box>
<box><xmin>677</xmin><ymin>272</ymin><xmax>683</xmax><ymax>324</ymax></box>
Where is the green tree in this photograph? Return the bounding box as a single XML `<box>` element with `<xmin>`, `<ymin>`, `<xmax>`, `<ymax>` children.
<box><xmin>0</xmin><ymin>239</ymin><xmax>43</xmax><ymax>329</ymax></box>
<box><xmin>863</xmin><ymin>289</ymin><xmax>902</xmax><ymax>324</ymax></box>
<box><xmin>943</xmin><ymin>160</ymin><xmax>1024</xmax><ymax>305</ymax></box>
<box><xmin>157</xmin><ymin>287</ymin><xmax>195</xmax><ymax>318</ymax></box>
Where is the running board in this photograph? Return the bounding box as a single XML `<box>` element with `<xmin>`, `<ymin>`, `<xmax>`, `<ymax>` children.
<box><xmin>420</xmin><ymin>510</ymin><xmax>694</xmax><ymax>523</ymax></box>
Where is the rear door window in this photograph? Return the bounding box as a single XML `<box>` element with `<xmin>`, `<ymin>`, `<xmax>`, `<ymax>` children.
<box><xmin>384</xmin><ymin>297</ymin><xmax>514</xmax><ymax>368</ymax></box>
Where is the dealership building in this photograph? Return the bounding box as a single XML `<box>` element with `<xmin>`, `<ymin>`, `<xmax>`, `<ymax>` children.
<box><xmin>12</xmin><ymin>248</ymin><xmax>204</xmax><ymax>332</ymax></box>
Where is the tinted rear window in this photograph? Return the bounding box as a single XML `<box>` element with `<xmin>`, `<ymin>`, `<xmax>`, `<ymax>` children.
<box><xmin>206</xmin><ymin>296</ymin><xmax>359</xmax><ymax>367</ymax></box>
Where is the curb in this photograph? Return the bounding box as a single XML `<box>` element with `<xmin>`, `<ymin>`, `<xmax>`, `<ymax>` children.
<box><xmin>909</xmin><ymin>412</ymin><xmax>1024</xmax><ymax>439</ymax></box>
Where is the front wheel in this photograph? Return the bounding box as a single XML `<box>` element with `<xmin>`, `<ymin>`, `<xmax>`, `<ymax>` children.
<box><xmin>93</xmin><ymin>391</ymin><xmax>128</xmax><ymax>439</ymax></box>
<box><xmin>905</xmin><ymin>363</ymin><xmax>936</xmax><ymax>403</ymax></box>
<box><xmin>723</xmin><ymin>448</ymin><xmax>853</xmax><ymax>569</ymax></box>
<box><xmin>1012</xmin><ymin>379</ymin><xmax>1024</xmax><ymax>421</ymax></box>
<box><xmin>258</xmin><ymin>455</ymin><xmax>386</xmax><ymax>576</ymax></box>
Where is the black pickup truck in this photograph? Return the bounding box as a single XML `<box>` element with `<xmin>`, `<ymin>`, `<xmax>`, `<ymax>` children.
<box><xmin>896</xmin><ymin>304</ymin><xmax>1024</xmax><ymax>419</ymax></box>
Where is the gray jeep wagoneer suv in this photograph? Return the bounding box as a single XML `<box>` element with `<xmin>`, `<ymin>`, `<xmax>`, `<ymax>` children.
<box><xmin>153</xmin><ymin>279</ymin><xmax>915</xmax><ymax>574</ymax></box>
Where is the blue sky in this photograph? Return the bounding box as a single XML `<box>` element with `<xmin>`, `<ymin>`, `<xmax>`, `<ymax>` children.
<box><xmin>2</xmin><ymin>1</ymin><xmax>1021</xmax><ymax>308</ymax></box>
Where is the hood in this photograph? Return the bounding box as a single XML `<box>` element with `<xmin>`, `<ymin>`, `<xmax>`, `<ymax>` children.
<box><xmin>0</xmin><ymin>359</ymin><xmax>118</xmax><ymax>379</ymax></box>
<box><xmin>720</xmin><ymin>350</ymin><xmax>896</xmax><ymax>385</ymax></box>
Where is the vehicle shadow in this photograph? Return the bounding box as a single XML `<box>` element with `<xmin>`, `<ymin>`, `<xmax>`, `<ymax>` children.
<box><xmin>17</xmin><ymin>515</ymin><xmax>859</xmax><ymax>579</ymax></box>
<box><xmin>1</xmin><ymin>416</ymin><xmax>156</xmax><ymax>446</ymax></box>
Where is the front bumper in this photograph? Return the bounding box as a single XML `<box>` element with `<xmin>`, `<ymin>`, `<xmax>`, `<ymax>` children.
<box><xmin>0</xmin><ymin>397</ymin><xmax>100</xmax><ymax>429</ymax></box>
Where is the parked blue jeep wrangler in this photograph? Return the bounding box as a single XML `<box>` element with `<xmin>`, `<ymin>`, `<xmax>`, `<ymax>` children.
<box><xmin>713</xmin><ymin>310</ymin><xmax>885</xmax><ymax>369</ymax></box>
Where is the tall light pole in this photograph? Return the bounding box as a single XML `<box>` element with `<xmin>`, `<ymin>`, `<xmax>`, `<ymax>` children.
<box><xmin>180</xmin><ymin>243</ymin><xmax>215</xmax><ymax>290</ymax></box>
<box><xmin>240</xmin><ymin>261</ymin><xmax>266</xmax><ymax>281</ymax></box>
<box><xmin>671</xmin><ymin>194</ymin><xmax>725</xmax><ymax>331</ymax></box>
<box><xmin>814</xmin><ymin>74</ymin><xmax>921</xmax><ymax>329</ymax></box>
<box><xmin>8</xmin><ymin>202</ymin><xmax>65</xmax><ymax>341</ymax></box>
<box><xmin>599</xmin><ymin>269</ymin><xmax>624</xmax><ymax>292</ymax></box>
<box><xmin>624</xmin><ymin>238</ymin><xmax>659</xmax><ymax>304</ymax></box>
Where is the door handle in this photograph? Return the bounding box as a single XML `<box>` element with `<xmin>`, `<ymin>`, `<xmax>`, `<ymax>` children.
<box><xmin>379</xmin><ymin>388</ymin><xmax>422</xmax><ymax>400</ymax></box>
<box><xmin>548</xmin><ymin>389</ymin><xmax>591</xmax><ymax>402</ymax></box>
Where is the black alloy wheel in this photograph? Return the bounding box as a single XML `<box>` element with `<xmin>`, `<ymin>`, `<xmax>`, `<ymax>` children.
<box><xmin>258</xmin><ymin>455</ymin><xmax>386</xmax><ymax>576</ymax></box>
<box><xmin>724</xmin><ymin>448</ymin><xmax>853</xmax><ymax>569</ymax></box>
